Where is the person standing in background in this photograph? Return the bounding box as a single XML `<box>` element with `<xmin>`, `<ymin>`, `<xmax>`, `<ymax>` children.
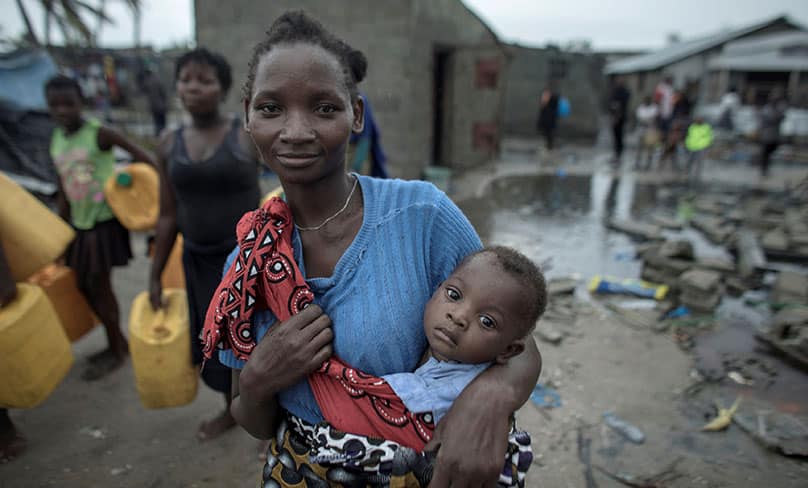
<box><xmin>346</xmin><ymin>92</ymin><xmax>389</xmax><ymax>178</ymax></box>
<box><xmin>149</xmin><ymin>48</ymin><xmax>261</xmax><ymax>441</ymax></box>
<box><xmin>634</xmin><ymin>95</ymin><xmax>660</xmax><ymax>170</ymax></box>
<box><xmin>46</xmin><ymin>75</ymin><xmax>154</xmax><ymax>381</ymax></box>
<box><xmin>654</xmin><ymin>76</ymin><xmax>675</xmax><ymax>136</ymax></box>
<box><xmin>537</xmin><ymin>82</ymin><xmax>560</xmax><ymax>153</ymax></box>
<box><xmin>142</xmin><ymin>68</ymin><xmax>168</xmax><ymax>137</ymax></box>
<box><xmin>757</xmin><ymin>92</ymin><xmax>788</xmax><ymax>177</ymax></box>
<box><xmin>717</xmin><ymin>86</ymin><xmax>740</xmax><ymax>132</ymax></box>
<box><xmin>609</xmin><ymin>77</ymin><xmax>630</xmax><ymax>166</ymax></box>
<box><xmin>684</xmin><ymin>116</ymin><xmax>713</xmax><ymax>180</ymax></box>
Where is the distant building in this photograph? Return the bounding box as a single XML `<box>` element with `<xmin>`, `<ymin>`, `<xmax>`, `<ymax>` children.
<box><xmin>707</xmin><ymin>31</ymin><xmax>808</xmax><ymax>107</ymax></box>
<box><xmin>501</xmin><ymin>43</ymin><xmax>609</xmax><ymax>141</ymax></box>
<box><xmin>195</xmin><ymin>0</ymin><xmax>509</xmax><ymax>179</ymax></box>
<box><xmin>605</xmin><ymin>15</ymin><xmax>805</xmax><ymax>107</ymax></box>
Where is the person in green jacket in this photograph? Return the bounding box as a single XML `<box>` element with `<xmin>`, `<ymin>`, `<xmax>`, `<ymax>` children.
<box><xmin>684</xmin><ymin>116</ymin><xmax>713</xmax><ymax>179</ymax></box>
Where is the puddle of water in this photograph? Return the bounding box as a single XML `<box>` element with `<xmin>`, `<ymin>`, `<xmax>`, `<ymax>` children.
<box><xmin>691</xmin><ymin>298</ymin><xmax>808</xmax><ymax>414</ymax></box>
<box><xmin>458</xmin><ymin>171</ymin><xmax>731</xmax><ymax>280</ymax></box>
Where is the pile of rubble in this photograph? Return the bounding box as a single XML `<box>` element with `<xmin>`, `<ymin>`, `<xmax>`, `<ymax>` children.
<box><xmin>683</xmin><ymin>192</ymin><xmax>808</xmax><ymax>263</ymax></box>
<box><xmin>638</xmin><ymin>239</ymin><xmax>734</xmax><ymax>315</ymax></box>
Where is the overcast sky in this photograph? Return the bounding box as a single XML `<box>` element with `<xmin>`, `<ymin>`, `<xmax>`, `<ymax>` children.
<box><xmin>2</xmin><ymin>0</ymin><xmax>807</xmax><ymax>50</ymax></box>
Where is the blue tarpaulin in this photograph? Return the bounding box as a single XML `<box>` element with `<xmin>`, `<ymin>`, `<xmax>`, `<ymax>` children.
<box><xmin>0</xmin><ymin>50</ymin><xmax>58</xmax><ymax>111</ymax></box>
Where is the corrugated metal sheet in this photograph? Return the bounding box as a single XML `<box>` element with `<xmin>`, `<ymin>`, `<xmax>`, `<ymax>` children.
<box><xmin>0</xmin><ymin>50</ymin><xmax>58</xmax><ymax>111</ymax></box>
<box><xmin>709</xmin><ymin>31</ymin><xmax>808</xmax><ymax>72</ymax></box>
<box><xmin>605</xmin><ymin>15</ymin><xmax>799</xmax><ymax>75</ymax></box>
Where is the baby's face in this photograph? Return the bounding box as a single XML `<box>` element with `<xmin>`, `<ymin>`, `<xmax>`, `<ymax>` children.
<box><xmin>423</xmin><ymin>253</ymin><xmax>527</xmax><ymax>364</ymax></box>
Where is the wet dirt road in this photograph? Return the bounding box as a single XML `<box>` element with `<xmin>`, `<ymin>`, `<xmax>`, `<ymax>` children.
<box><xmin>3</xmin><ymin>149</ymin><xmax>808</xmax><ymax>487</ymax></box>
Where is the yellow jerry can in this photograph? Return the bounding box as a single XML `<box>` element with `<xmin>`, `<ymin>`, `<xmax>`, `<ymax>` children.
<box><xmin>0</xmin><ymin>173</ymin><xmax>75</xmax><ymax>282</ymax></box>
<box><xmin>27</xmin><ymin>264</ymin><xmax>97</xmax><ymax>342</ymax></box>
<box><xmin>0</xmin><ymin>284</ymin><xmax>74</xmax><ymax>408</ymax></box>
<box><xmin>104</xmin><ymin>162</ymin><xmax>159</xmax><ymax>231</ymax></box>
<box><xmin>129</xmin><ymin>289</ymin><xmax>197</xmax><ymax>408</ymax></box>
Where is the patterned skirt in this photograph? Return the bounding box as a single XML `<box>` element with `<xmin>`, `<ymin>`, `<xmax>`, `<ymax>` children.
<box><xmin>261</xmin><ymin>413</ymin><xmax>533</xmax><ymax>488</ymax></box>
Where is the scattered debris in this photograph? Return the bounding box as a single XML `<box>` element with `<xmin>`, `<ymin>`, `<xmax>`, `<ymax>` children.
<box><xmin>679</xmin><ymin>269</ymin><xmax>723</xmax><ymax>314</ymax></box>
<box><xmin>658</xmin><ymin>241</ymin><xmax>693</xmax><ymax>260</ymax></box>
<box><xmin>650</xmin><ymin>214</ymin><xmax>683</xmax><ymax>231</ymax></box>
<box><xmin>762</xmin><ymin>227</ymin><xmax>790</xmax><ymax>252</ymax></box>
<box><xmin>604</xmin><ymin>302</ymin><xmax>660</xmax><ymax>330</ymax></box>
<box><xmin>735</xmin><ymin>230</ymin><xmax>767</xmax><ymax>280</ymax></box>
<box><xmin>530</xmin><ymin>383</ymin><xmax>562</xmax><ymax>409</ymax></box>
<box><xmin>690</xmin><ymin>215</ymin><xmax>735</xmax><ymax>245</ymax></box>
<box><xmin>589</xmin><ymin>276</ymin><xmax>668</xmax><ymax>300</ymax></box>
<box><xmin>664</xmin><ymin>305</ymin><xmax>690</xmax><ymax>320</ymax></box>
<box><xmin>594</xmin><ymin>457</ymin><xmax>683</xmax><ymax>488</ymax></box>
<box><xmin>756</xmin><ymin>306</ymin><xmax>808</xmax><ymax>371</ymax></box>
<box><xmin>79</xmin><ymin>427</ymin><xmax>107</xmax><ymax>440</ymax></box>
<box><xmin>695</xmin><ymin>256</ymin><xmax>735</xmax><ymax>274</ymax></box>
<box><xmin>608</xmin><ymin>219</ymin><xmax>663</xmax><ymax>241</ymax></box>
<box><xmin>727</xmin><ymin>371</ymin><xmax>753</xmax><ymax>385</ymax></box>
<box><xmin>110</xmin><ymin>465</ymin><xmax>133</xmax><ymax>476</ymax></box>
<box><xmin>733</xmin><ymin>410</ymin><xmax>808</xmax><ymax>458</ymax></box>
<box><xmin>770</xmin><ymin>270</ymin><xmax>808</xmax><ymax>305</ymax></box>
<box><xmin>702</xmin><ymin>397</ymin><xmax>741</xmax><ymax>431</ymax></box>
<box><xmin>577</xmin><ymin>427</ymin><xmax>598</xmax><ymax>488</ymax></box>
<box><xmin>602</xmin><ymin>411</ymin><xmax>645</xmax><ymax>444</ymax></box>
<box><xmin>535</xmin><ymin>323</ymin><xmax>563</xmax><ymax>345</ymax></box>
<box><xmin>547</xmin><ymin>276</ymin><xmax>579</xmax><ymax>296</ymax></box>
<box><xmin>672</xmin><ymin>327</ymin><xmax>696</xmax><ymax>351</ymax></box>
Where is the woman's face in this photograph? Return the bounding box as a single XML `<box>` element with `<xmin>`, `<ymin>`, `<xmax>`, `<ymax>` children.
<box><xmin>176</xmin><ymin>61</ymin><xmax>224</xmax><ymax>115</ymax></box>
<box><xmin>244</xmin><ymin>43</ymin><xmax>364</xmax><ymax>185</ymax></box>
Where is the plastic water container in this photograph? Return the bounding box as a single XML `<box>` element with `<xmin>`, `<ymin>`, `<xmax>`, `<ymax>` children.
<box><xmin>129</xmin><ymin>289</ymin><xmax>197</xmax><ymax>408</ymax></box>
<box><xmin>0</xmin><ymin>284</ymin><xmax>74</xmax><ymax>408</ymax></box>
<box><xmin>27</xmin><ymin>264</ymin><xmax>97</xmax><ymax>342</ymax></box>
<box><xmin>0</xmin><ymin>172</ymin><xmax>75</xmax><ymax>282</ymax></box>
<box><xmin>104</xmin><ymin>162</ymin><xmax>159</xmax><ymax>231</ymax></box>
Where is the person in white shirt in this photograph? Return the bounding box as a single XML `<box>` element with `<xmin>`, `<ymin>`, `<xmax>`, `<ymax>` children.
<box><xmin>717</xmin><ymin>86</ymin><xmax>740</xmax><ymax>132</ymax></box>
<box><xmin>654</xmin><ymin>76</ymin><xmax>675</xmax><ymax>133</ymax></box>
<box><xmin>635</xmin><ymin>96</ymin><xmax>660</xmax><ymax>170</ymax></box>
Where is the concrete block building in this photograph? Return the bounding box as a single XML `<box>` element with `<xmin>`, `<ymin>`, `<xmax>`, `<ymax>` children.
<box><xmin>195</xmin><ymin>0</ymin><xmax>508</xmax><ymax>179</ymax></box>
<box><xmin>502</xmin><ymin>44</ymin><xmax>609</xmax><ymax>141</ymax></box>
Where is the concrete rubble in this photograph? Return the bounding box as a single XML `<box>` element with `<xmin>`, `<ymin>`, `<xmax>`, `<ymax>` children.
<box><xmin>757</xmin><ymin>306</ymin><xmax>808</xmax><ymax>371</ymax></box>
<box><xmin>679</xmin><ymin>269</ymin><xmax>724</xmax><ymax>314</ymax></box>
<box><xmin>607</xmin><ymin>218</ymin><xmax>663</xmax><ymax>241</ymax></box>
<box><xmin>771</xmin><ymin>270</ymin><xmax>808</xmax><ymax>304</ymax></box>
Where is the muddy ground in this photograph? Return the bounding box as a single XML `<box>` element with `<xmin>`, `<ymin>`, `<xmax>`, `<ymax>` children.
<box><xmin>2</xmin><ymin>140</ymin><xmax>808</xmax><ymax>487</ymax></box>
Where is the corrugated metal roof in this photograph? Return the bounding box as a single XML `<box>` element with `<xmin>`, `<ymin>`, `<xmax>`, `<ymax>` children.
<box><xmin>709</xmin><ymin>52</ymin><xmax>808</xmax><ymax>71</ymax></box>
<box><xmin>722</xmin><ymin>31</ymin><xmax>808</xmax><ymax>56</ymax></box>
<box><xmin>709</xmin><ymin>31</ymin><xmax>808</xmax><ymax>72</ymax></box>
<box><xmin>605</xmin><ymin>15</ymin><xmax>798</xmax><ymax>74</ymax></box>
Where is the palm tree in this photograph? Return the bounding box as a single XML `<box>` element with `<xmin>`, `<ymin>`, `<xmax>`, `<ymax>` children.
<box><xmin>38</xmin><ymin>0</ymin><xmax>142</xmax><ymax>46</ymax></box>
<box><xmin>17</xmin><ymin>0</ymin><xmax>143</xmax><ymax>48</ymax></box>
<box><xmin>15</xmin><ymin>0</ymin><xmax>40</xmax><ymax>46</ymax></box>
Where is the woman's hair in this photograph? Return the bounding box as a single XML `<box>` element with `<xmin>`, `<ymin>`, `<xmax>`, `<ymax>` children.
<box><xmin>243</xmin><ymin>10</ymin><xmax>367</xmax><ymax>101</ymax></box>
<box><xmin>467</xmin><ymin>246</ymin><xmax>548</xmax><ymax>333</ymax></box>
<box><xmin>174</xmin><ymin>47</ymin><xmax>233</xmax><ymax>94</ymax></box>
<box><xmin>44</xmin><ymin>74</ymin><xmax>83</xmax><ymax>100</ymax></box>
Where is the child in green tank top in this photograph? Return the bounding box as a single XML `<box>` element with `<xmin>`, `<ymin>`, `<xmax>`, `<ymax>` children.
<box><xmin>46</xmin><ymin>75</ymin><xmax>154</xmax><ymax>380</ymax></box>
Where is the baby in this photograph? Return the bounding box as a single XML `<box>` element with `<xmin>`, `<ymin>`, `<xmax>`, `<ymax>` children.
<box><xmin>383</xmin><ymin>245</ymin><xmax>547</xmax><ymax>426</ymax></box>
